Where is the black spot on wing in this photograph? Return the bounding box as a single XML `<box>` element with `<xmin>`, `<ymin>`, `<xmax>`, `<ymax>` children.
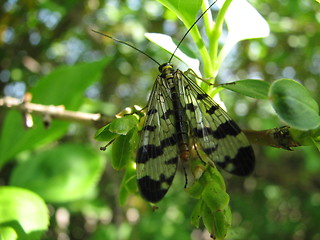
<box><xmin>147</xmin><ymin>108</ymin><xmax>157</xmax><ymax>115</ymax></box>
<box><xmin>212</xmin><ymin>120</ymin><xmax>241</xmax><ymax>139</ymax></box>
<box><xmin>185</xmin><ymin>103</ymin><xmax>196</xmax><ymax>112</ymax></box>
<box><xmin>143</xmin><ymin>125</ymin><xmax>157</xmax><ymax>131</ymax></box>
<box><xmin>206</xmin><ymin>105</ymin><xmax>219</xmax><ymax>114</ymax></box>
<box><xmin>165</xmin><ymin>157</ymin><xmax>178</xmax><ymax>164</ymax></box>
<box><xmin>203</xmin><ymin>145</ymin><xmax>218</xmax><ymax>155</ymax></box>
<box><xmin>137</xmin><ymin>135</ymin><xmax>177</xmax><ymax>164</ymax></box>
<box><xmin>161</xmin><ymin>109</ymin><xmax>174</xmax><ymax>120</ymax></box>
<box><xmin>160</xmin><ymin>135</ymin><xmax>177</xmax><ymax>148</ymax></box>
<box><xmin>138</xmin><ymin>174</ymin><xmax>175</xmax><ymax>202</ymax></box>
<box><xmin>192</xmin><ymin>120</ymin><xmax>241</xmax><ymax>140</ymax></box>
<box><xmin>197</xmin><ymin>93</ymin><xmax>208</xmax><ymax>100</ymax></box>
<box><xmin>193</xmin><ymin>127</ymin><xmax>212</xmax><ymax>138</ymax></box>
<box><xmin>217</xmin><ymin>146</ymin><xmax>255</xmax><ymax>176</ymax></box>
<box><xmin>137</xmin><ymin>145</ymin><xmax>163</xmax><ymax>164</ymax></box>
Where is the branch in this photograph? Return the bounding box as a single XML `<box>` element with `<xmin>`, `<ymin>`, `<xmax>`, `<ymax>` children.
<box><xmin>244</xmin><ymin>126</ymin><xmax>301</xmax><ymax>150</ymax></box>
<box><xmin>0</xmin><ymin>96</ymin><xmax>302</xmax><ymax>149</ymax></box>
<box><xmin>0</xmin><ymin>96</ymin><xmax>111</xmax><ymax>128</ymax></box>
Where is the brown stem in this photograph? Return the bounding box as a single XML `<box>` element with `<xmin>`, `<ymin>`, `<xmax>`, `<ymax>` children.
<box><xmin>244</xmin><ymin>126</ymin><xmax>301</xmax><ymax>150</ymax></box>
<box><xmin>0</xmin><ymin>96</ymin><xmax>111</xmax><ymax>128</ymax></box>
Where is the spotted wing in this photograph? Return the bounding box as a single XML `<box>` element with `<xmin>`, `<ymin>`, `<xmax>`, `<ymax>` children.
<box><xmin>178</xmin><ymin>71</ymin><xmax>255</xmax><ymax>176</ymax></box>
<box><xmin>136</xmin><ymin>76</ymin><xmax>178</xmax><ymax>203</ymax></box>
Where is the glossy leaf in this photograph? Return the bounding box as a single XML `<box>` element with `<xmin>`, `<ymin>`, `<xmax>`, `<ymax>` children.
<box><xmin>269</xmin><ymin>79</ymin><xmax>320</xmax><ymax>130</ymax></box>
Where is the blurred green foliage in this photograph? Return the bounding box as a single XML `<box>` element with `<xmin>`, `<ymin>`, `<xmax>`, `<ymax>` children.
<box><xmin>1</xmin><ymin>0</ymin><xmax>320</xmax><ymax>240</ymax></box>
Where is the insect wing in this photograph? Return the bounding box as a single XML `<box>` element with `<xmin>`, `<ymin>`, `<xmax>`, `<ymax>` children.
<box><xmin>179</xmin><ymin>71</ymin><xmax>255</xmax><ymax>176</ymax></box>
<box><xmin>136</xmin><ymin>76</ymin><xmax>179</xmax><ymax>202</ymax></box>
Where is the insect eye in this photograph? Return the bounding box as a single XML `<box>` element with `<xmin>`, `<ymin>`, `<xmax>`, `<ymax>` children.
<box><xmin>159</xmin><ymin>63</ymin><xmax>168</xmax><ymax>72</ymax></box>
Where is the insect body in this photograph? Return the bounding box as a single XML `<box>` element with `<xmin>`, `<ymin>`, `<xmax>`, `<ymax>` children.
<box><xmin>136</xmin><ymin>63</ymin><xmax>255</xmax><ymax>202</ymax></box>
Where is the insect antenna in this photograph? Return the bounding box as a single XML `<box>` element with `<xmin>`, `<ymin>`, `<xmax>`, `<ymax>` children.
<box><xmin>168</xmin><ymin>0</ymin><xmax>219</xmax><ymax>63</ymax></box>
<box><xmin>91</xmin><ymin>29</ymin><xmax>161</xmax><ymax>66</ymax></box>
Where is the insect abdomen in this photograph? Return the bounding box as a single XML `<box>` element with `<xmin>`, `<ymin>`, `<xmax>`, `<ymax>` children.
<box><xmin>162</xmin><ymin>64</ymin><xmax>190</xmax><ymax>162</ymax></box>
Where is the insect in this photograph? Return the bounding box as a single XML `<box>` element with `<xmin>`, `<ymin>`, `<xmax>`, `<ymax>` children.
<box><xmin>136</xmin><ymin>62</ymin><xmax>255</xmax><ymax>202</ymax></box>
<box><xmin>94</xmin><ymin>0</ymin><xmax>255</xmax><ymax>203</ymax></box>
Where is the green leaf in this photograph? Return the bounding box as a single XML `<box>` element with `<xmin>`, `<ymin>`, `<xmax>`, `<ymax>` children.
<box><xmin>222</xmin><ymin>79</ymin><xmax>270</xmax><ymax>99</ymax></box>
<box><xmin>119</xmin><ymin>166</ymin><xmax>137</xmax><ymax>206</ymax></box>
<box><xmin>190</xmin><ymin>200</ymin><xmax>203</xmax><ymax>228</ymax></box>
<box><xmin>153</xmin><ymin>0</ymin><xmax>206</xmax><ymax>76</ymax></box>
<box><xmin>109</xmin><ymin>115</ymin><xmax>139</xmax><ymax>135</ymax></box>
<box><xmin>0</xmin><ymin>227</ymin><xmax>17</xmax><ymax>240</ymax></box>
<box><xmin>201</xmin><ymin>203</ymin><xmax>214</xmax><ymax>235</ymax></box>
<box><xmin>269</xmin><ymin>79</ymin><xmax>320</xmax><ymax>130</ymax></box>
<box><xmin>289</xmin><ymin>128</ymin><xmax>316</xmax><ymax>146</ymax></box>
<box><xmin>201</xmin><ymin>204</ymin><xmax>232</xmax><ymax>240</ymax></box>
<box><xmin>212</xmin><ymin>207</ymin><xmax>232</xmax><ymax>240</ymax></box>
<box><xmin>156</xmin><ymin>0</ymin><xmax>202</xmax><ymax>28</ymax></box>
<box><xmin>185</xmin><ymin>158</ymin><xmax>207</xmax><ymax>198</ymax></box>
<box><xmin>200</xmin><ymin>166</ymin><xmax>226</xmax><ymax>191</ymax></box>
<box><xmin>216</xmin><ymin>0</ymin><xmax>269</xmax><ymax>69</ymax></box>
<box><xmin>112</xmin><ymin>128</ymin><xmax>137</xmax><ymax>170</ymax></box>
<box><xmin>95</xmin><ymin>124</ymin><xmax>119</xmax><ymax>142</ymax></box>
<box><xmin>217</xmin><ymin>0</ymin><xmax>269</xmax><ymax>42</ymax></box>
<box><xmin>202</xmin><ymin>184</ymin><xmax>229</xmax><ymax>213</ymax></box>
<box><xmin>0</xmin><ymin>57</ymin><xmax>111</xmax><ymax>168</ymax></box>
<box><xmin>185</xmin><ymin>180</ymin><xmax>205</xmax><ymax>199</ymax></box>
<box><xmin>0</xmin><ymin>186</ymin><xmax>49</xmax><ymax>239</ymax></box>
<box><xmin>144</xmin><ymin>33</ymin><xmax>200</xmax><ymax>74</ymax></box>
<box><xmin>10</xmin><ymin>144</ymin><xmax>105</xmax><ymax>203</ymax></box>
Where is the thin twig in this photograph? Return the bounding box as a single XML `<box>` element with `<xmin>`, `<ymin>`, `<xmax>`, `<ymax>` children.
<box><xmin>244</xmin><ymin>126</ymin><xmax>301</xmax><ymax>150</ymax></box>
<box><xmin>0</xmin><ymin>96</ymin><xmax>111</xmax><ymax>128</ymax></box>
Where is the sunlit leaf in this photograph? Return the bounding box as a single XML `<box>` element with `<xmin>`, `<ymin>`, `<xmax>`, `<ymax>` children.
<box><xmin>216</xmin><ymin>0</ymin><xmax>269</xmax><ymax>65</ymax></box>
<box><xmin>0</xmin><ymin>186</ymin><xmax>49</xmax><ymax>240</ymax></box>
<box><xmin>217</xmin><ymin>0</ymin><xmax>270</xmax><ymax>42</ymax></box>
<box><xmin>156</xmin><ymin>0</ymin><xmax>202</xmax><ymax>28</ymax></box>
<box><xmin>144</xmin><ymin>33</ymin><xmax>200</xmax><ymax>74</ymax></box>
